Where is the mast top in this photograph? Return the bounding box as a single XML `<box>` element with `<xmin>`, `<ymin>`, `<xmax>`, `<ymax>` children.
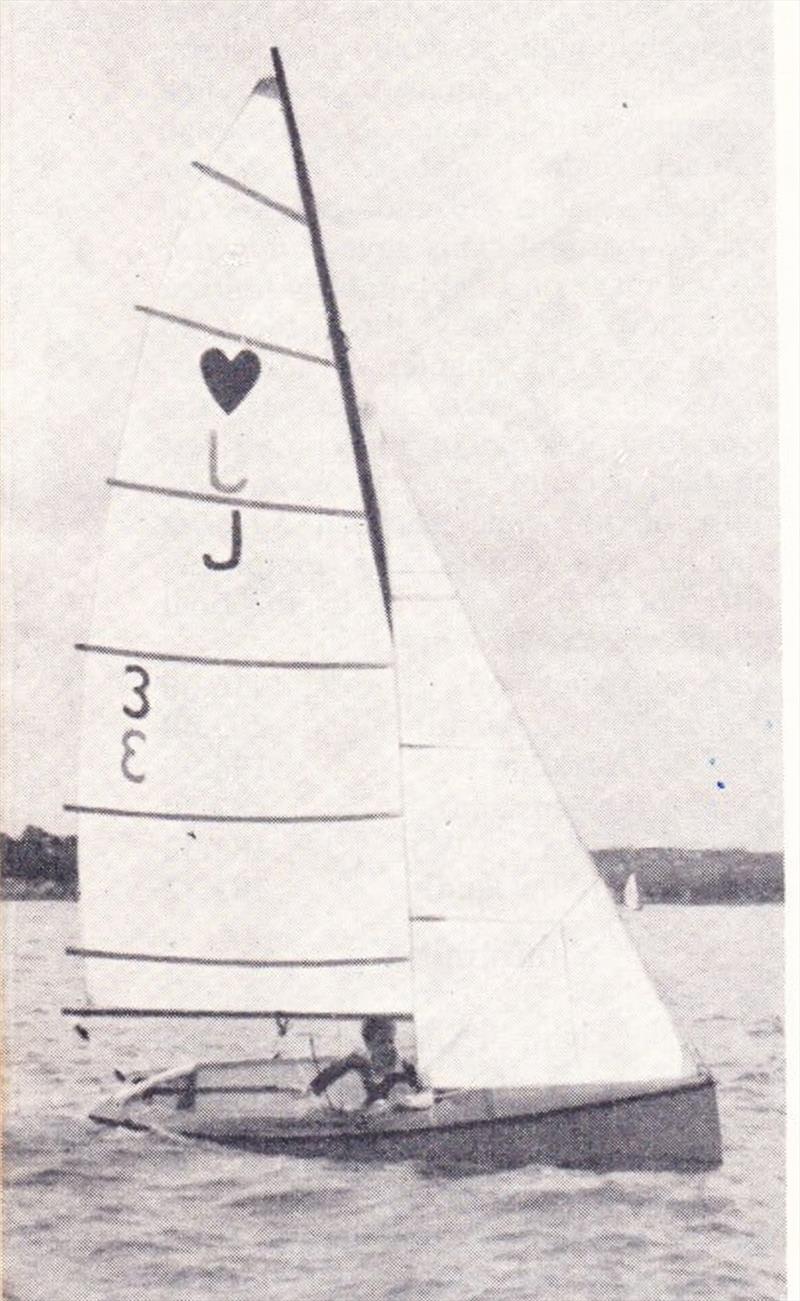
<box><xmin>252</xmin><ymin>48</ymin><xmax>284</xmax><ymax>97</ymax></box>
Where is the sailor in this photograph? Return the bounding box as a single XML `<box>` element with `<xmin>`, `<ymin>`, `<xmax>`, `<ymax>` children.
<box><xmin>307</xmin><ymin>1016</ymin><xmax>434</xmax><ymax>1111</ymax></box>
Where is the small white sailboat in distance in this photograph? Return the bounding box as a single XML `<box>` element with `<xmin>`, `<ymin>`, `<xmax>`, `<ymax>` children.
<box><xmin>623</xmin><ymin>872</ymin><xmax>643</xmax><ymax>911</ymax></box>
<box><xmin>64</xmin><ymin>48</ymin><xmax>721</xmax><ymax>1171</ymax></box>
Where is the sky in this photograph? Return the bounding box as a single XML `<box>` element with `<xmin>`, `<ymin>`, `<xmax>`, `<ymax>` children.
<box><xmin>1</xmin><ymin>0</ymin><xmax>782</xmax><ymax>848</ymax></box>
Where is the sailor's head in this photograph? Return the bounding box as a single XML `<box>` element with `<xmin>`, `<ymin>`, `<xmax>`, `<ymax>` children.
<box><xmin>361</xmin><ymin>1016</ymin><xmax>397</xmax><ymax>1070</ymax></box>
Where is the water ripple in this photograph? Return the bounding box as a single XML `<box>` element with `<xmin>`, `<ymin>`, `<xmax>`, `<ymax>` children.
<box><xmin>225</xmin><ymin>1185</ymin><xmax>352</xmax><ymax>1211</ymax></box>
<box><xmin>3</xmin><ymin>902</ymin><xmax>786</xmax><ymax>1301</ymax></box>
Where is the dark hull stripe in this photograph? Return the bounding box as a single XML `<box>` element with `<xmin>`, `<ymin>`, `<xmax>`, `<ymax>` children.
<box><xmin>75</xmin><ymin>644</ymin><xmax>390</xmax><ymax>671</ymax></box>
<box><xmin>63</xmin><ymin>1007</ymin><xmax>413</xmax><ymax>1021</ymax></box>
<box><xmin>67</xmin><ymin>947</ymin><xmax>409</xmax><ymax>969</ymax></box>
<box><xmin>134</xmin><ymin>305</ymin><xmax>334</xmax><ymax>368</ymax></box>
<box><xmin>106</xmin><ymin>478</ymin><xmax>365</xmax><ymax>519</ymax></box>
<box><xmin>64</xmin><ymin>805</ymin><xmax>401</xmax><ymax>824</ymax></box>
<box><xmin>195</xmin><ymin>1078</ymin><xmax>718</xmax><ymax>1144</ymax></box>
<box><xmin>192</xmin><ymin>161</ymin><xmax>307</xmax><ymax>224</ymax></box>
<box><xmin>86</xmin><ymin>1075</ymin><xmax>718</xmax><ymax>1168</ymax></box>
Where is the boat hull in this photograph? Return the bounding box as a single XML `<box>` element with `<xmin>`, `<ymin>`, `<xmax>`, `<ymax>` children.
<box><xmin>89</xmin><ymin>1067</ymin><xmax>721</xmax><ymax>1173</ymax></box>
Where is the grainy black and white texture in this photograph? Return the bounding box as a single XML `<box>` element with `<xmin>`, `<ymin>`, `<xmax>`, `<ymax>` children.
<box><xmin>2</xmin><ymin>2</ymin><xmax>787</xmax><ymax>1299</ymax></box>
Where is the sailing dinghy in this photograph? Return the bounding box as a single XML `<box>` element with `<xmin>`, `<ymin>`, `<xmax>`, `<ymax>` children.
<box><xmin>65</xmin><ymin>49</ymin><xmax>721</xmax><ymax>1171</ymax></box>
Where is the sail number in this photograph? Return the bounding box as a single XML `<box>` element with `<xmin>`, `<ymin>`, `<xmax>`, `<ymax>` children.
<box><xmin>121</xmin><ymin>728</ymin><xmax>146</xmax><ymax>783</ymax></box>
<box><xmin>115</xmin><ymin>349</ymin><xmax>259</xmax><ymax>783</ymax></box>
<box><xmin>123</xmin><ymin>664</ymin><xmax>150</xmax><ymax>718</ymax></box>
<box><xmin>121</xmin><ymin>665</ymin><xmax>150</xmax><ymax>782</ymax></box>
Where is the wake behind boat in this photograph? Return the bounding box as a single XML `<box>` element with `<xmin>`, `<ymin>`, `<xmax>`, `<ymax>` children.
<box><xmin>64</xmin><ymin>48</ymin><xmax>721</xmax><ymax>1172</ymax></box>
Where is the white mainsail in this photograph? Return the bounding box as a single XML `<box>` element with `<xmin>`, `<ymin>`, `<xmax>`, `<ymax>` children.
<box><xmin>376</xmin><ymin>451</ymin><xmax>686</xmax><ymax>1089</ymax></box>
<box><xmin>71</xmin><ymin>57</ymin><xmax>687</xmax><ymax>1096</ymax></box>
<box><xmin>69</xmin><ymin>73</ymin><xmax>412</xmax><ymax>1020</ymax></box>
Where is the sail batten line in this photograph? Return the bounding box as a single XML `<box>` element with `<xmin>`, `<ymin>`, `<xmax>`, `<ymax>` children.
<box><xmin>270</xmin><ymin>47</ymin><xmax>393</xmax><ymax>629</ymax></box>
<box><xmin>106</xmin><ymin>478</ymin><xmax>365</xmax><ymax>519</ymax></box>
<box><xmin>63</xmin><ymin>1007</ymin><xmax>414</xmax><ymax>1021</ymax></box>
<box><xmin>67</xmin><ymin>947</ymin><xmax>409</xmax><ymax>969</ymax></box>
<box><xmin>134</xmin><ymin>305</ymin><xmax>335</xmax><ymax>367</ymax></box>
<box><xmin>64</xmin><ymin>805</ymin><xmax>401</xmax><ymax>824</ymax></box>
<box><xmin>412</xmin><ymin>914</ymin><xmax>570</xmax><ymax>927</ymax></box>
<box><xmin>191</xmin><ymin>161</ymin><xmax>307</xmax><ymax>224</ymax></box>
<box><xmin>75</xmin><ymin>644</ymin><xmax>390</xmax><ymax>671</ymax></box>
<box><xmin>400</xmin><ymin>741</ymin><xmax>528</xmax><ymax>752</ymax></box>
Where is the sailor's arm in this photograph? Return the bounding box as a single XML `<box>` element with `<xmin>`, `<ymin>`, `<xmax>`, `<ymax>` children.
<box><xmin>307</xmin><ymin>1053</ymin><xmax>367</xmax><ymax>1095</ymax></box>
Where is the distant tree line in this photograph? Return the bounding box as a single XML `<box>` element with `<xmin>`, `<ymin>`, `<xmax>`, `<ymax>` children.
<box><xmin>591</xmin><ymin>846</ymin><xmax>784</xmax><ymax>904</ymax></box>
<box><xmin>0</xmin><ymin>827</ymin><xmax>784</xmax><ymax>904</ymax></box>
<box><xmin>1</xmin><ymin>826</ymin><xmax>78</xmax><ymax>899</ymax></box>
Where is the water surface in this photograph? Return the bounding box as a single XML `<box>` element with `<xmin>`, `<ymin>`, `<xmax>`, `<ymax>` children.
<box><xmin>3</xmin><ymin>903</ymin><xmax>784</xmax><ymax>1300</ymax></box>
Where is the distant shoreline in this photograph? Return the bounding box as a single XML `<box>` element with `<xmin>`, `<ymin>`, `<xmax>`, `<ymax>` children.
<box><xmin>0</xmin><ymin>826</ymin><xmax>784</xmax><ymax>905</ymax></box>
<box><xmin>590</xmin><ymin>846</ymin><xmax>783</xmax><ymax>905</ymax></box>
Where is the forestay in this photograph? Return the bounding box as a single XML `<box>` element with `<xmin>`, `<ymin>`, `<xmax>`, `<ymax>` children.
<box><xmin>70</xmin><ymin>76</ymin><xmax>412</xmax><ymax>1019</ymax></box>
<box><xmin>377</xmin><ymin>449</ymin><xmax>687</xmax><ymax>1088</ymax></box>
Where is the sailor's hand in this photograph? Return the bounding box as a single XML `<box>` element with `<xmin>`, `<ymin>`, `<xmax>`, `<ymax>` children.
<box><xmin>397</xmin><ymin>1088</ymin><xmax>435</xmax><ymax>1110</ymax></box>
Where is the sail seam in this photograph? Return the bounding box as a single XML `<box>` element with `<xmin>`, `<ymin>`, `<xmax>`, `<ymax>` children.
<box><xmin>191</xmin><ymin>161</ymin><xmax>307</xmax><ymax>224</ymax></box>
<box><xmin>106</xmin><ymin>478</ymin><xmax>365</xmax><ymax>519</ymax></box>
<box><xmin>412</xmin><ymin>914</ymin><xmax>575</xmax><ymax>927</ymax></box>
<box><xmin>67</xmin><ymin>947</ymin><xmax>409</xmax><ymax>968</ymax></box>
<box><xmin>559</xmin><ymin>921</ymin><xmax>581</xmax><ymax>1073</ymax></box>
<box><xmin>134</xmin><ymin>305</ymin><xmax>335</xmax><ymax>368</ymax></box>
<box><xmin>64</xmin><ymin>805</ymin><xmax>402</xmax><ymax>824</ymax></box>
<box><xmin>75</xmin><ymin>644</ymin><xmax>389</xmax><ymax>671</ymax></box>
<box><xmin>390</xmin><ymin>604</ymin><xmax>420</xmax><ymax>1060</ymax></box>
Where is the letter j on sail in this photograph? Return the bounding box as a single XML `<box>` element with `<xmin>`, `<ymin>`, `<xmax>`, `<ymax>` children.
<box><xmin>203</xmin><ymin>509</ymin><xmax>242</xmax><ymax>570</ymax></box>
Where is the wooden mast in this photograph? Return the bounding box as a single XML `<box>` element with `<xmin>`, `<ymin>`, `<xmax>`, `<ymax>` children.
<box><xmin>269</xmin><ymin>47</ymin><xmax>393</xmax><ymax>631</ymax></box>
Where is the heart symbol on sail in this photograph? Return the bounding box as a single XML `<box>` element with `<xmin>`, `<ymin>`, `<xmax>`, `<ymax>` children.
<box><xmin>200</xmin><ymin>348</ymin><xmax>261</xmax><ymax>414</ymax></box>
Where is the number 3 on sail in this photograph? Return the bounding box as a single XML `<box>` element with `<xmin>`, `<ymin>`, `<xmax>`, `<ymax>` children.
<box><xmin>64</xmin><ymin>48</ymin><xmax>722</xmax><ymax>1173</ymax></box>
<box><xmin>123</xmin><ymin>665</ymin><xmax>150</xmax><ymax>719</ymax></box>
<box><xmin>120</xmin><ymin>729</ymin><xmax>146</xmax><ymax>783</ymax></box>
